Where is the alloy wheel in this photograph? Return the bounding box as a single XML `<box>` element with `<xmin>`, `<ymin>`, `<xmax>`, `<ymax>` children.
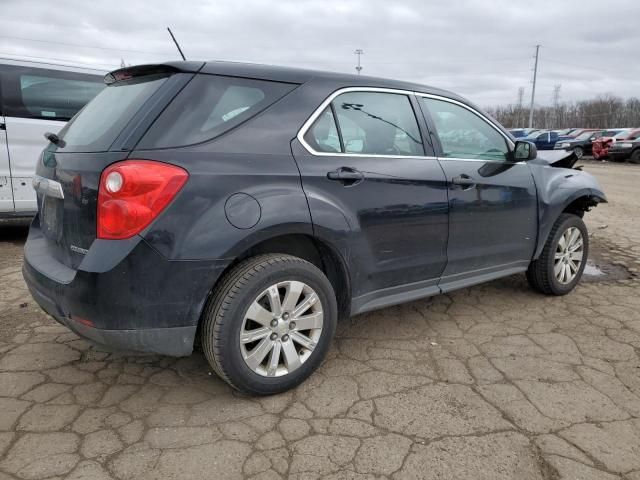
<box><xmin>554</xmin><ymin>226</ymin><xmax>584</xmax><ymax>284</ymax></box>
<box><xmin>240</xmin><ymin>280</ymin><xmax>324</xmax><ymax>377</ymax></box>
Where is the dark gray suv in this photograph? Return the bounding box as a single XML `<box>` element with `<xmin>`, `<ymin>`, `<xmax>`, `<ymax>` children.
<box><xmin>23</xmin><ymin>61</ymin><xmax>606</xmax><ymax>395</ymax></box>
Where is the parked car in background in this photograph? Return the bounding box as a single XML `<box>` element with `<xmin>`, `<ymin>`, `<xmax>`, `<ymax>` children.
<box><xmin>565</xmin><ymin>128</ymin><xmax>601</xmax><ymax>139</ymax></box>
<box><xmin>22</xmin><ymin>60</ymin><xmax>606</xmax><ymax>395</ymax></box>
<box><xmin>593</xmin><ymin>129</ymin><xmax>640</xmax><ymax>160</ymax></box>
<box><xmin>553</xmin><ymin>129</ymin><xmax>622</xmax><ymax>158</ymax></box>
<box><xmin>509</xmin><ymin>128</ymin><xmax>528</xmax><ymax>138</ymax></box>
<box><xmin>554</xmin><ymin>128</ymin><xmax>577</xmax><ymax>136</ymax></box>
<box><xmin>523</xmin><ymin>130</ymin><xmax>571</xmax><ymax>150</ymax></box>
<box><xmin>608</xmin><ymin>138</ymin><xmax>640</xmax><ymax>163</ymax></box>
<box><xmin>0</xmin><ymin>58</ymin><xmax>105</xmax><ymax>217</ymax></box>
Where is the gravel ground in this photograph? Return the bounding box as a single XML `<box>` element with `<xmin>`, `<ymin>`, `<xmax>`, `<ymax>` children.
<box><xmin>0</xmin><ymin>160</ymin><xmax>639</xmax><ymax>480</ymax></box>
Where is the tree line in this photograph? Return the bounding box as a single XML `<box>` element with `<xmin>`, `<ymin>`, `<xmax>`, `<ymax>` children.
<box><xmin>486</xmin><ymin>95</ymin><xmax>640</xmax><ymax>129</ymax></box>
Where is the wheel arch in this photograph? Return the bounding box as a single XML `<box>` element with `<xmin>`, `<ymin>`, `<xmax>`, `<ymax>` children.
<box><xmin>201</xmin><ymin>232</ymin><xmax>352</xmax><ymax>328</ymax></box>
<box><xmin>533</xmin><ymin>188</ymin><xmax>606</xmax><ymax>260</ymax></box>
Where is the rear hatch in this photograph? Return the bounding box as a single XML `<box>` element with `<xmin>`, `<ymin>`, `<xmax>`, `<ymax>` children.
<box><xmin>33</xmin><ymin>64</ymin><xmax>200</xmax><ymax>270</ymax></box>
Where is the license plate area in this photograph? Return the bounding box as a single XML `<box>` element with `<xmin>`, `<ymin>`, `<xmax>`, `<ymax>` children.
<box><xmin>40</xmin><ymin>194</ymin><xmax>63</xmax><ymax>242</ymax></box>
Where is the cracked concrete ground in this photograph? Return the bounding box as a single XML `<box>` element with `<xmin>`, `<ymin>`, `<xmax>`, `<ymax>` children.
<box><xmin>1</xmin><ymin>160</ymin><xmax>639</xmax><ymax>479</ymax></box>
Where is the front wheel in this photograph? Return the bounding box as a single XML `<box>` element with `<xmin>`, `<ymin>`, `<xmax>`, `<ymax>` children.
<box><xmin>629</xmin><ymin>149</ymin><xmax>640</xmax><ymax>164</ymax></box>
<box><xmin>201</xmin><ymin>254</ymin><xmax>337</xmax><ymax>395</ymax></box>
<box><xmin>526</xmin><ymin>213</ymin><xmax>589</xmax><ymax>295</ymax></box>
<box><xmin>573</xmin><ymin>146</ymin><xmax>584</xmax><ymax>159</ymax></box>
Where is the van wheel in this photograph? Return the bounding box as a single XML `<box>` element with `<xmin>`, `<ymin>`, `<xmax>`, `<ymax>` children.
<box><xmin>526</xmin><ymin>213</ymin><xmax>588</xmax><ymax>296</ymax></box>
<box><xmin>201</xmin><ymin>254</ymin><xmax>337</xmax><ymax>395</ymax></box>
<box><xmin>630</xmin><ymin>149</ymin><xmax>640</xmax><ymax>164</ymax></box>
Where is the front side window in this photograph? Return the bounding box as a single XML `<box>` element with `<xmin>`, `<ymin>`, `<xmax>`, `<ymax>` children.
<box><xmin>421</xmin><ymin>98</ymin><xmax>510</xmax><ymax>161</ymax></box>
<box><xmin>332</xmin><ymin>92</ymin><xmax>423</xmax><ymax>156</ymax></box>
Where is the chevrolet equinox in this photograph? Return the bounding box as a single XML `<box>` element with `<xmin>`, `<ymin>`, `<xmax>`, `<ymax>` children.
<box><xmin>23</xmin><ymin>61</ymin><xmax>607</xmax><ymax>395</ymax></box>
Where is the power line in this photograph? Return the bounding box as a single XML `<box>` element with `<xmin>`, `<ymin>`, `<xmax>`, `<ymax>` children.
<box><xmin>0</xmin><ymin>53</ymin><xmax>117</xmax><ymax>69</ymax></box>
<box><xmin>0</xmin><ymin>34</ymin><xmax>172</xmax><ymax>57</ymax></box>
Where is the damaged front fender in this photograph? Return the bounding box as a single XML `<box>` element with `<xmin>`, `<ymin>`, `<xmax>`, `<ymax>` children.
<box><xmin>529</xmin><ymin>151</ymin><xmax>607</xmax><ymax>259</ymax></box>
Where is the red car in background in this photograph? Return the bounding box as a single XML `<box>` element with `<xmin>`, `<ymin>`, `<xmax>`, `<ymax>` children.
<box><xmin>593</xmin><ymin>129</ymin><xmax>640</xmax><ymax>160</ymax></box>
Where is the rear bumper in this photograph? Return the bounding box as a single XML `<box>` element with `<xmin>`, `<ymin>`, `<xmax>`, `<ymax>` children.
<box><xmin>23</xmin><ymin>226</ymin><xmax>227</xmax><ymax>357</ymax></box>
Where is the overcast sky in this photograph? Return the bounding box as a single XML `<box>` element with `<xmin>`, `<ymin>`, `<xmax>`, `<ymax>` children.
<box><xmin>1</xmin><ymin>0</ymin><xmax>637</xmax><ymax>107</ymax></box>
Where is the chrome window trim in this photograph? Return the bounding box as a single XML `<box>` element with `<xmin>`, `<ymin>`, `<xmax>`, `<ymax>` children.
<box><xmin>415</xmin><ymin>93</ymin><xmax>515</xmax><ymax>149</ymax></box>
<box><xmin>297</xmin><ymin>87</ymin><xmax>516</xmax><ymax>160</ymax></box>
<box><xmin>297</xmin><ymin>87</ymin><xmax>428</xmax><ymax>159</ymax></box>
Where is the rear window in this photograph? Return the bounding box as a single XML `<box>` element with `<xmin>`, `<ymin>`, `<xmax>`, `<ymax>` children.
<box><xmin>138</xmin><ymin>74</ymin><xmax>296</xmax><ymax>149</ymax></box>
<box><xmin>57</xmin><ymin>75</ymin><xmax>169</xmax><ymax>152</ymax></box>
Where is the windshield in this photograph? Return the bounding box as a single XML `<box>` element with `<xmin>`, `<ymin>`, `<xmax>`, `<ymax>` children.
<box><xmin>56</xmin><ymin>74</ymin><xmax>170</xmax><ymax>152</ymax></box>
<box><xmin>614</xmin><ymin>130</ymin><xmax>631</xmax><ymax>139</ymax></box>
<box><xmin>575</xmin><ymin>132</ymin><xmax>595</xmax><ymax>140</ymax></box>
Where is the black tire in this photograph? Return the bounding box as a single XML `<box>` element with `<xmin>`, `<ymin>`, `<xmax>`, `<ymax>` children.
<box><xmin>526</xmin><ymin>213</ymin><xmax>589</xmax><ymax>296</ymax></box>
<box><xmin>201</xmin><ymin>254</ymin><xmax>337</xmax><ymax>395</ymax></box>
<box><xmin>630</xmin><ymin>149</ymin><xmax>640</xmax><ymax>164</ymax></box>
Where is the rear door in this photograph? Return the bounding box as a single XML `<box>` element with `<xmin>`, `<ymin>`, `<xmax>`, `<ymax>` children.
<box><xmin>418</xmin><ymin>95</ymin><xmax>537</xmax><ymax>290</ymax></box>
<box><xmin>0</xmin><ymin>64</ymin><xmax>104</xmax><ymax>213</ymax></box>
<box><xmin>292</xmin><ymin>88</ymin><xmax>449</xmax><ymax>310</ymax></box>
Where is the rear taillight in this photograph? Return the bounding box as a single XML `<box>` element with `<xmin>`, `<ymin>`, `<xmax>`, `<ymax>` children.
<box><xmin>97</xmin><ymin>159</ymin><xmax>188</xmax><ymax>240</ymax></box>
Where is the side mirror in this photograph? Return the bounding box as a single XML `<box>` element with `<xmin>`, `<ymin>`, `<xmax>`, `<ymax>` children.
<box><xmin>513</xmin><ymin>140</ymin><xmax>537</xmax><ymax>161</ymax></box>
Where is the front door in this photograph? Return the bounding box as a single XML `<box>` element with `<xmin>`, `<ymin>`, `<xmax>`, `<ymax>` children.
<box><xmin>418</xmin><ymin>96</ymin><xmax>537</xmax><ymax>291</ymax></box>
<box><xmin>293</xmin><ymin>89</ymin><xmax>449</xmax><ymax>311</ymax></box>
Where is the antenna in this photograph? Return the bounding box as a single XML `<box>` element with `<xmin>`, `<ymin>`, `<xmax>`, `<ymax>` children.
<box><xmin>167</xmin><ymin>27</ymin><xmax>186</xmax><ymax>61</ymax></box>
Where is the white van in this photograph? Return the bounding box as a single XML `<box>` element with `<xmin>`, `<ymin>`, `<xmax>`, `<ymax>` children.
<box><xmin>0</xmin><ymin>58</ymin><xmax>105</xmax><ymax>217</ymax></box>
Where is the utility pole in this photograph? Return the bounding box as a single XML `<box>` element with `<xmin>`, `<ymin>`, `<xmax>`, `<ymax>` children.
<box><xmin>517</xmin><ymin>87</ymin><xmax>525</xmax><ymax>127</ymax></box>
<box><xmin>354</xmin><ymin>49</ymin><xmax>364</xmax><ymax>75</ymax></box>
<box><xmin>528</xmin><ymin>44</ymin><xmax>540</xmax><ymax>128</ymax></box>
<box><xmin>552</xmin><ymin>84</ymin><xmax>561</xmax><ymax>128</ymax></box>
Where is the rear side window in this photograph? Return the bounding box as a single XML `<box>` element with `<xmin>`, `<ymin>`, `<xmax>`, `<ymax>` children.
<box><xmin>57</xmin><ymin>75</ymin><xmax>169</xmax><ymax>152</ymax></box>
<box><xmin>139</xmin><ymin>74</ymin><xmax>297</xmax><ymax>149</ymax></box>
<box><xmin>302</xmin><ymin>92</ymin><xmax>424</xmax><ymax>156</ymax></box>
<box><xmin>303</xmin><ymin>107</ymin><xmax>341</xmax><ymax>153</ymax></box>
<box><xmin>0</xmin><ymin>65</ymin><xmax>104</xmax><ymax>121</ymax></box>
<box><xmin>333</xmin><ymin>92</ymin><xmax>423</xmax><ymax>156</ymax></box>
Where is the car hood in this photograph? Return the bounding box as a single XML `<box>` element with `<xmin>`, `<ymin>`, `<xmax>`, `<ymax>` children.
<box><xmin>533</xmin><ymin>149</ymin><xmax>580</xmax><ymax>168</ymax></box>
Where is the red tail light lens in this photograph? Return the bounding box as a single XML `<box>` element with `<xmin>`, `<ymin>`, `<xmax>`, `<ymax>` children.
<box><xmin>97</xmin><ymin>160</ymin><xmax>188</xmax><ymax>239</ymax></box>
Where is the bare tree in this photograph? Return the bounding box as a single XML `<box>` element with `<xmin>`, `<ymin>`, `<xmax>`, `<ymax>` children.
<box><xmin>487</xmin><ymin>95</ymin><xmax>640</xmax><ymax>129</ymax></box>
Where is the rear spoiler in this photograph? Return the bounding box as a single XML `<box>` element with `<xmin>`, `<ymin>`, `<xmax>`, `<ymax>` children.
<box><xmin>104</xmin><ymin>62</ymin><xmax>204</xmax><ymax>85</ymax></box>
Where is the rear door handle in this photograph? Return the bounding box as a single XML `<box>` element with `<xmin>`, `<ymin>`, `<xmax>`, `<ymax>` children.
<box><xmin>451</xmin><ymin>174</ymin><xmax>475</xmax><ymax>188</ymax></box>
<box><xmin>327</xmin><ymin>167</ymin><xmax>364</xmax><ymax>185</ymax></box>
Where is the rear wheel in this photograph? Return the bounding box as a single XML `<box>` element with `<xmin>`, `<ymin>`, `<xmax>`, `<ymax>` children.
<box><xmin>630</xmin><ymin>149</ymin><xmax>640</xmax><ymax>164</ymax></box>
<box><xmin>201</xmin><ymin>254</ymin><xmax>337</xmax><ymax>395</ymax></box>
<box><xmin>526</xmin><ymin>213</ymin><xmax>588</xmax><ymax>295</ymax></box>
